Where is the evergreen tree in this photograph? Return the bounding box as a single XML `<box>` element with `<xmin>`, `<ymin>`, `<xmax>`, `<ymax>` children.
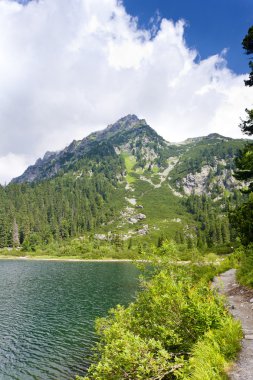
<box><xmin>0</xmin><ymin>152</ymin><xmax>124</xmax><ymax>248</ymax></box>
<box><xmin>185</xmin><ymin>194</ymin><xmax>233</xmax><ymax>248</ymax></box>
<box><xmin>234</xmin><ymin>26</ymin><xmax>253</xmax><ymax>190</ymax></box>
<box><xmin>12</xmin><ymin>219</ymin><xmax>19</xmax><ymax>247</ymax></box>
<box><xmin>0</xmin><ymin>212</ymin><xmax>6</xmax><ymax>248</ymax></box>
<box><xmin>232</xmin><ymin>26</ymin><xmax>253</xmax><ymax>244</ymax></box>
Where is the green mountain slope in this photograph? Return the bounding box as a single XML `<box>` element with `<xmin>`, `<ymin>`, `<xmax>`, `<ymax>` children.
<box><xmin>0</xmin><ymin>115</ymin><xmax>247</xmax><ymax>252</ymax></box>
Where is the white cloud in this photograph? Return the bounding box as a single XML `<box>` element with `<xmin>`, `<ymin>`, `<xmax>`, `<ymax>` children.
<box><xmin>0</xmin><ymin>0</ymin><xmax>252</xmax><ymax>184</ymax></box>
<box><xmin>0</xmin><ymin>153</ymin><xmax>30</xmax><ymax>185</ymax></box>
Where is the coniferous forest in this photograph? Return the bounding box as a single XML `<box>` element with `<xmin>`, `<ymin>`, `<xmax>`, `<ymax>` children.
<box><xmin>0</xmin><ymin>148</ymin><xmax>125</xmax><ymax>250</ymax></box>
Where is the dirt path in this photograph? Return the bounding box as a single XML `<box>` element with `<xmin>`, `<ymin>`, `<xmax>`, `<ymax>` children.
<box><xmin>213</xmin><ymin>269</ymin><xmax>253</xmax><ymax>380</ymax></box>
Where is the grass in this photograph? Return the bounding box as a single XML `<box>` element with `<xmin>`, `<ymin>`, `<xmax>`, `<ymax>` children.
<box><xmin>121</xmin><ymin>153</ymin><xmax>137</xmax><ymax>183</ymax></box>
<box><xmin>150</xmin><ymin>174</ymin><xmax>161</xmax><ymax>185</ymax></box>
<box><xmin>236</xmin><ymin>245</ymin><xmax>253</xmax><ymax>288</ymax></box>
<box><xmin>132</xmin><ymin>179</ymin><xmax>193</xmax><ymax>239</ymax></box>
<box><xmin>152</xmin><ymin>165</ymin><xmax>159</xmax><ymax>174</ymax></box>
<box><xmin>185</xmin><ymin>317</ymin><xmax>242</xmax><ymax>379</ymax></box>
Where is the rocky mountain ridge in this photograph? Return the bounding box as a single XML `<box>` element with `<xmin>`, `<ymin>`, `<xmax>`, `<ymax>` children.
<box><xmin>12</xmin><ymin>115</ymin><xmax>246</xmax><ymax>199</ymax></box>
<box><xmin>2</xmin><ymin>115</ymin><xmax>248</xmax><ymax>249</ymax></box>
<box><xmin>12</xmin><ymin>115</ymin><xmax>160</xmax><ymax>183</ymax></box>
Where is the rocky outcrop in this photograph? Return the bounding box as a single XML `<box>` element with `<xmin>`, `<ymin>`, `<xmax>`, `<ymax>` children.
<box><xmin>120</xmin><ymin>207</ymin><xmax>146</xmax><ymax>225</ymax></box>
<box><xmin>181</xmin><ymin>165</ymin><xmax>211</xmax><ymax>195</ymax></box>
<box><xmin>128</xmin><ymin>213</ymin><xmax>146</xmax><ymax>224</ymax></box>
<box><xmin>180</xmin><ymin>164</ymin><xmax>242</xmax><ymax>196</ymax></box>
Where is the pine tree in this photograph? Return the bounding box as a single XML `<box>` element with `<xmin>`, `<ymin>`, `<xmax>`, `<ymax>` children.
<box><xmin>12</xmin><ymin>219</ymin><xmax>20</xmax><ymax>247</ymax></box>
<box><xmin>0</xmin><ymin>213</ymin><xmax>6</xmax><ymax>248</ymax></box>
<box><xmin>234</xmin><ymin>26</ymin><xmax>253</xmax><ymax>191</ymax></box>
<box><xmin>232</xmin><ymin>26</ymin><xmax>253</xmax><ymax>244</ymax></box>
<box><xmin>221</xmin><ymin>218</ymin><xmax>230</xmax><ymax>244</ymax></box>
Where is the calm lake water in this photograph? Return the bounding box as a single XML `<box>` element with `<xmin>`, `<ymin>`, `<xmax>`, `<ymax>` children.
<box><xmin>0</xmin><ymin>260</ymin><xmax>139</xmax><ymax>380</ymax></box>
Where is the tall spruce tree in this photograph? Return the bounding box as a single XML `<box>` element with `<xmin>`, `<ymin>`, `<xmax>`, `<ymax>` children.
<box><xmin>232</xmin><ymin>26</ymin><xmax>253</xmax><ymax>244</ymax></box>
<box><xmin>234</xmin><ymin>26</ymin><xmax>253</xmax><ymax>192</ymax></box>
<box><xmin>12</xmin><ymin>219</ymin><xmax>20</xmax><ymax>247</ymax></box>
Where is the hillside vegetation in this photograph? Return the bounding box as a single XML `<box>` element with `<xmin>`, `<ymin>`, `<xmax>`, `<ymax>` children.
<box><xmin>0</xmin><ymin>115</ymin><xmax>247</xmax><ymax>257</ymax></box>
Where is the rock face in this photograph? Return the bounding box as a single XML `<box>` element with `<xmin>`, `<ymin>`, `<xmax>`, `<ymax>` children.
<box><xmin>182</xmin><ymin>165</ymin><xmax>210</xmax><ymax>195</ymax></box>
<box><xmin>181</xmin><ymin>167</ymin><xmax>239</xmax><ymax>195</ymax></box>
<box><xmin>180</xmin><ymin>162</ymin><xmax>242</xmax><ymax>196</ymax></box>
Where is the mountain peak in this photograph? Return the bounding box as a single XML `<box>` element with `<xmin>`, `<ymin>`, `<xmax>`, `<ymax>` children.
<box><xmin>11</xmin><ymin>115</ymin><xmax>151</xmax><ymax>184</ymax></box>
<box><xmin>118</xmin><ymin>114</ymin><xmax>140</xmax><ymax>123</ymax></box>
<box><xmin>86</xmin><ymin>114</ymin><xmax>148</xmax><ymax>143</ymax></box>
<box><xmin>206</xmin><ymin>133</ymin><xmax>231</xmax><ymax>140</ymax></box>
<box><xmin>182</xmin><ymin>133</ymin><xmax>231</xmax><ymax>145</ymax></box>
<box><xmin>106</xmin><ymin>114</ymin><xmax>147</xmax><ymax>133</ymax></box>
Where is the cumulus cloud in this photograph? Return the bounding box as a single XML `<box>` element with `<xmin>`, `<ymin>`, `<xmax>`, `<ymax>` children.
<box><xmin>0</xmin><ymin>0</ymin><xmax>252</xmax><ymax>183</ymax></box>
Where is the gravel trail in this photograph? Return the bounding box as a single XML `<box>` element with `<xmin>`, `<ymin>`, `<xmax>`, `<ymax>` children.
<box><xmin>213</xmin><ymin>269</ymin><xmax>253</xmax><ymax>380</ymax></box>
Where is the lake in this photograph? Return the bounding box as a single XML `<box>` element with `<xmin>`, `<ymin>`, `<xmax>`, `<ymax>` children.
<box><xmin>0</xmin><ymin>260</ymin><xmax>140</xmax><ymax>380</ymax></box>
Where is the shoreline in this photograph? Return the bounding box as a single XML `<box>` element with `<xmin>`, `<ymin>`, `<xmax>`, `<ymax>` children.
<box><xmin>0</xmin><ymin>256</ymin><xmax>145</xmax><ymax>262</ymax></box>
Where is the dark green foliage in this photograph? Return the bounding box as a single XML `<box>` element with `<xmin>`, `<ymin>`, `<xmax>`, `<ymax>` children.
<box><xmin>184</xmin><ymin>194</ymin><xmax>232</xmax><ymax>248</ymax></box>
<box><xmin>234</xmin><ymin>143</ymin><xmax>253</xmax><ymax>191</ymax></box>
<box><xmin>237</xmin><ymin>245</ymin><xmax>253</xmax><ymax>287</ymax></box>
<box><xmin>242</xmin><ymin>26</ymin><xmax>253</xmax><ymax>55</ymax></box>
<box><xmin>237</xmin><ymin>26</ymin><xmax>253</xmax><ymax>176</ymax></box>
<box><xmin>239</xmin><ymin>109</ymin><xmax>253</xmax><ymax>136</ymax></box>
<box><xmin>230</xmin><ymin>199</ymin><xmax>253</xmax><ymax>245</ymax></box>
<box><xmin>0</xmin><ymin>152</ymin><xmax>125</xmax><ymax>248</ymax></box>
<box><xmin>232</xmin><ymin>26</ymin><xmax>253</xmax><ymax>249</ymax></box>
<box><xmin>242</xmin><ymin>26</ymin><xmax>253</xmax><ymax>87</ymax></box>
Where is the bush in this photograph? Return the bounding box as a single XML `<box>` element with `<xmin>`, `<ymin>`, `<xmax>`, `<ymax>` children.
<box><xmin>79</xmin><ymin>264</ymin><xmax>242</xmax><ymax>380</ymax></box>
<box><xmin>237</xmin><ymin>244</ymin><xmax>253</xmax><ymax>287</ymax></box>
<box><xmin>81</xmin><ymin>330</ymin><xmax>176</xmax><ymax>380</ymax></box>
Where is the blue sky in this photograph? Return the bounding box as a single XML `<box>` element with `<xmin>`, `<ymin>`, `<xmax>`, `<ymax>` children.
<box><xmin>123</xmin><ymin>0</ymin><xmax>253</xmax><ymax>74</ymax></box>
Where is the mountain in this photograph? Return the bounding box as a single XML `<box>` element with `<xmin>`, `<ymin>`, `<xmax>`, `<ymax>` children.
<box><xmin>1</xmin><ymin>115</ymin><xmax>248</xmax><ymax>251</ymax></box>
<box><xmin>12</xmin><ymin>115</ymin><xmax>166</xmax><ymax>184</ymax></box>
<box><xmin>12</xmin><ymin>114</ymin><xmax>246</xmax><ymax>198</ymax></box>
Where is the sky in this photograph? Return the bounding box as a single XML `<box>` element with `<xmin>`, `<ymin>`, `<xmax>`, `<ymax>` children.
<box><xmin>124</xmin><ymin>0</ymin><xmax>253</xmax><ymax>75</ymax></box>
<box><xmin>0</xmin><ymin>0</ymin><xmax>253</xmax><ymax>184</ymax></box>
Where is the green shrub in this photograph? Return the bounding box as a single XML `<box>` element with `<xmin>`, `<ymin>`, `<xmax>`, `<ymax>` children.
<box><xmin>81</xmin><ymin>330</ymin><xmax>177</xmax><ymax>380</ymax></box>
<box><xmin>237</xmin><ymin>245</ymin><xmax>253</xmax><ymax>287</ymax></box>
<box><xmin>78</xmin><ymin>265</ymin><xmax>242</xmax><ymax>380</ymax></box>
